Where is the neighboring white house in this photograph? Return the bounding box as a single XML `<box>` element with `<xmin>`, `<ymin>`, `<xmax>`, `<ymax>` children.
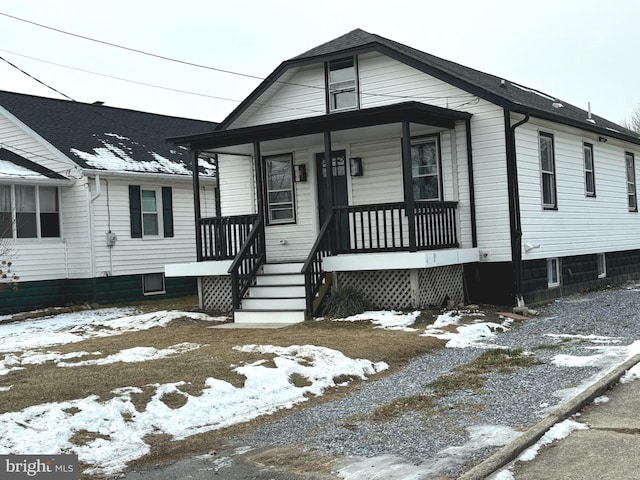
<box><xmin>0</xmin><ymin>90</ymin><xmax>218</xmax><ymax>313</ymax></box>
<box><xmin>166</xmin><ymin>28</ymin><xmax>640</xmax><ymax>323</ymax></box>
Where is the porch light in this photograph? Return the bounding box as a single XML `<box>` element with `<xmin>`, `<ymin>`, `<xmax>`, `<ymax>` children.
<box><xmin>350</xmin><ymin>157</ymin><xmax>363</xmax><ymax>176</ymax></box>
<box><xmin>294</xmin><ymin>164</ymin><xmax>307</xmax><ymax>182</ymax></box>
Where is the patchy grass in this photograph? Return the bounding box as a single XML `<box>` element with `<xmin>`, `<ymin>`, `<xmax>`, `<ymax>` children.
<box><xmin>0</xmin><ymin>300</ymin><xmax>445</xmax><ymax>473</ymax></box>
<box><xmin>362</xmin><ymin>348</ymin><xmax>540</xmax><ymax>422</ymax></box>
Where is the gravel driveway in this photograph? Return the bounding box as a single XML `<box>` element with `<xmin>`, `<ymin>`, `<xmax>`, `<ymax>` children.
<box><xmin>122</xmin><ymin>283</ymin><xmax>640</xmax><ymax>480</ymax></box>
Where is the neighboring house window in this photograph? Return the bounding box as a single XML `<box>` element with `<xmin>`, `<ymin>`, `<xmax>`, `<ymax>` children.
<box><xmin>0</xmin><ymin>185</ymin><xmax>11</xmax><ymax>238</ymax></box>
<box><xmin>547</xmin><ymin>258</ymin><xmax>560</xmax><ymax>288</ymax></box>
<box><xmin>597</xmin><ymin>253</ymin><xmax>606</xmax><ymax>279</ymax></box>
<box><xmin>129</xmin><ymin>185</ymin><xmax>174</xmax><ymax>238</ymax></box>
<box><xmin>0</xmin><ymin>185</ymin><xmax>60</xmax><ymax>239</ymax></box>
<box><xmin>143</xmin><ymin>273</ymin><xmax>165</xmax><ymax>295</ymax></box>
<box><xmin>411</xmin><ymin>137</ymin><xmax>441</xmax><ymax>201</ymax></box>
<box><xmin>265</xmin><ymin>154</ymin><xmax>295</xmax><ymax>224</ymax></box>
<box><xmin>626</xmin><ymin>152</ymin><xmax>637</xmax><ymax>212</ymax></box>
<box><xmin>539</xmin><ymin>132</ymin><xmax>557</xmax><ymax>209</ymax></box>
<box><xmin>327</xmin><ymin>56</ymin><xmax>359</xmax><ymax>112</ymax></box>
<box><xmin>583</xmin><ymin>142</ymin><xmax>596</xmax><ymax>197</ymax></box>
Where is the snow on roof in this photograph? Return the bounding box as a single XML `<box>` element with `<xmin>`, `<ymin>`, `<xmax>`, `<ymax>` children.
<box><xmin>70</xmin><ymin>133</ymin><xmax>215</xmax><ymax>176</ymax></box>
<box><xmin>0</xmin><ymin>159</ymin><xmax>47</xmax><ymax>179</ymax></box>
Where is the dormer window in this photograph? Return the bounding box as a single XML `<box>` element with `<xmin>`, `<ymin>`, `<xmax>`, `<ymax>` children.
<box><xmin>327</xmin><ymin>56</ymin><xmax>359</xmax><ymax>112</ymax></box>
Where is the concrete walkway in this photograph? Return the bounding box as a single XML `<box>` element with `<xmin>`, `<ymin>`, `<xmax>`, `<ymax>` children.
<box><xmin>509</xmin><ymin>374</ymin><xmax>640</xmax><ymax>480</ymax></box>
<box><xmin>460</xmin><ymin>353</ymin><xmax>640</xmax><ymax>480</ymax></box>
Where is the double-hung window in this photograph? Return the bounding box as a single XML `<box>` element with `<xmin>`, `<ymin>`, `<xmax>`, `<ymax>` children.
<box><xmin>265</xmin><ymin>154</ymin><xmax>295</xmax><ymax>224</ymax></box>
<box><xmin>129</xmin><ymin>185</ymin><xmax>173</xmax><ymax>238</ymax></box>
<box><xmin>539</xmin><ymin>132</ymin><xmax>557</xmax><ymax>209</ymax></box>
<box><xmin>411</xmin><ymin>137</ymin><xmax>441</xmax><ymax>201</ymax></box>
<box><xmin>141</xmin><ymin>189</ymin><xmax>160</xmax><ymax>236</ymax></box>
<box><xmin>0</xmin><ymin>185</ymin><xmax>12</xmax><ymax>238</ymax></box>
<box><xmin>626</xmin><ymin>152</ymin><xmax>637</xmax><ymax>212</ymax></box>
<box><xmin>583</xmin><ymin>142</ymin><xmax>596</xmax><ymax>197</ymax></box>
<box><xmin>0</xmin><ymin>185</ymin><xmax>60</xmax><ymax>239</ymax></box>
<box><xmin>327</xmin><ymin>56</ymin><xmax>359</xmax><ymax>112</ymax></box>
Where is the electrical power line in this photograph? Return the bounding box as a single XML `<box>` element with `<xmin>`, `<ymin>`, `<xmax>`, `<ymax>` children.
<box><xmin>0</xmin><ymin>11</ymin><xmax>478</xmax><ymax>104</ymax></box>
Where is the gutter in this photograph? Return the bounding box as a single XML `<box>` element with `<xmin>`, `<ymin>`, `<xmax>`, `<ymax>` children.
<box><xmin>504</xmin><ymin>110</ymin><xmax>530</xmax><ymax>305</ymax></box>
<box><xmin>81</xmin><ymin>169</ymin><xmax>217</xmax><ymax>185</ymax></box>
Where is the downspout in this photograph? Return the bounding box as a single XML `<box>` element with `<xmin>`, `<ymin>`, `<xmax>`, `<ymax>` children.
<box><xmin>89</xmin><ymin>175</ymin><xmax>101</xmax><ymax>301</ymax></box>
<box><xmin>504</xmin><ymin>110</ymin><xmax>530</xmax><ymax>305</ymax></box>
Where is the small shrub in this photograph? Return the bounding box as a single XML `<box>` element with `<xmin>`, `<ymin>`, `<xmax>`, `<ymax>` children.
<box><xmin>324</xmin><ymin>286</ymin><xmax>372</xmax><ymax>319</ymax></box>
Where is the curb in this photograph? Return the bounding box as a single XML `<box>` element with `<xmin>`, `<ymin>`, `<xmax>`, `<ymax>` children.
<box><xmin>458</xmin><ymin>352</ymin><xmax>640</xmax><ymax>480</ymax></box>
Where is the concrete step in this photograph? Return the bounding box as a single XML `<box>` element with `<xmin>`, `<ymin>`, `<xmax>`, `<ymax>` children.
<box><xmin>248</xmin><ymin>285</ymin><xmax>306</xmax><ymax>298</ymax></box>
<box><xmin>262</xmin><ymin>262</ymin><xmax>304</xmax><ymax>275</ymax></box>
<box><xmin>234</xmin><ymin>309</ymin><xmax>306</xmax><ymax>324</ymax></box>
<box><xmin>241</xmin><ymin>297</ymin><xmax>306</xmax><ymax>310</ymax></box>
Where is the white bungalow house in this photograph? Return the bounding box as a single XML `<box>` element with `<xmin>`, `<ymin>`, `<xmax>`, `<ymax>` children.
<box><xmin>167</xmin><ymin>29</ymin><xmax>640</xmax><ymax>323</ymax></box>
<box><xmin>0</xmin><ymin>90</ymin><xmax>217</xmax><ymax>313</ymax></box>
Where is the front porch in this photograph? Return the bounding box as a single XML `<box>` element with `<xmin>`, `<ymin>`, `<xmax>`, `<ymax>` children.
<box><xmin>167</xmin><ymin>101</ymin><xmax>478</xmax><ymax>322</ymax></box>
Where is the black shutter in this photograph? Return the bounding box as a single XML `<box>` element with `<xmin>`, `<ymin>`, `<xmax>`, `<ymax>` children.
<box><xmin>129</xmin><ymin>185</ymin><xmax>142</xmax><ymax>238</ymax></box>
<box><xmin>162</xmin><ymin>186</ymin><xmax>173</xmax><ymax>238</ymax></box>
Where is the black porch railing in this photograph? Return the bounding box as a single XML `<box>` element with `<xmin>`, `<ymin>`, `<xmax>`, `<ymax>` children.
<box><xmin>198</xmin><ymin>214</ymin><xmax>258</xmax><ymax>261</ymax></box>
<box><xmin>301</xmin><ymin>200</ymin><xmax>459</xmax><ymax>316</ymax></box>
<box><xmin>332</xmin><ymin>200</ymin><xmax>459</xmax><ymax>253</ymax></box>
<box><xmin>228</xmin><ymin>216</ymin><xmax>266</xmax><ymax>310</ymax></box>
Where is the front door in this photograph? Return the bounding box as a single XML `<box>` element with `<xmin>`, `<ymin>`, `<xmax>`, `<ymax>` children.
<box><xmin>316</xmin><ymin>150</ymin><xmax>349</xmax><ymax>249</ymax></box>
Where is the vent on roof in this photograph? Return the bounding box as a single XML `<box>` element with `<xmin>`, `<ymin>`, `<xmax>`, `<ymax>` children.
<box><xmin>552</xmin><ymin>102</ymin><xmax>563</xmax><ymax>109</ymax></box>
<box><xmin>93</xmin><ymin>101</ymin><xmax>104</xmax><ymax>106</ymax></box>
<box><xmin>586</xmin><ymin>101</ymin><xmax>596</xmax><ymax>124</ymax></box>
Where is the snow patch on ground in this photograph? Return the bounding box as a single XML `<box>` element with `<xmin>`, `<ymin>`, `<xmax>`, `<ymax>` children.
<box><xmin>334</xmin><ymin>310</ymin><xmax>421</xmax><ymax>331</ymax></box>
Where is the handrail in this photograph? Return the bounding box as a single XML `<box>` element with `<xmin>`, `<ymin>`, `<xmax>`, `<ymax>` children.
<box><xmin>198</xmin><ymin>214</ymin><xmax>258</xmax><ymax>261</ymax></box>
<box><xmin>228</xmin><ymin>215</ymin><xmax>266</xmax><ymax>310</ymax></box>
<box><xmin>301</xmin><ymin>212</ymin><xmax>335</xmax><ymax>317</ymax></box>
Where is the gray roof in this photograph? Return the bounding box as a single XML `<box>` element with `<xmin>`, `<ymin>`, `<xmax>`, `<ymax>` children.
<box><xmin>223</xmin><ymin>29</ymin><xmax>639</xmax><ymax>145</ymax></box>
<box><xmin>0</xmin><ymin>90</ymin><xmax>218</xmax><ymax>175</ymax></box>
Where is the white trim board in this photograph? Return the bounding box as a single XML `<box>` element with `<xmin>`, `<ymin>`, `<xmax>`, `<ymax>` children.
<box><xmin>322</xmin><ymin>248</ymin><xmax>479</xmax><ymax>271</ymax></box>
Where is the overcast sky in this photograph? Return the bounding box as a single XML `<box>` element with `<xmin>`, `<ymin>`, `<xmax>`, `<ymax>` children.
<box><xmin>1</xmin><ymin>0</ymin><xmax>638</xmax><ymax>125</ymax></box>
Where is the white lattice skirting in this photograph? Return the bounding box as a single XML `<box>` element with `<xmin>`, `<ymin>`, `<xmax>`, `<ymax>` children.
<box><xmin>336</xmin><ymin>265</ymin><xmax>464</xmax><ymax>310</ymax></box>
<box><xmin>200</xmin><ymin>276</ymin><xmax>232</xmax><ymax>312</ymax></box>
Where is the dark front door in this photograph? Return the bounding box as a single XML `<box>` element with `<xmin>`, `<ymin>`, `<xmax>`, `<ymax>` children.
<box><xmin>316</xmin><ymin>150</ymin><xmax>349</xmax><ymax>250</ymax></box>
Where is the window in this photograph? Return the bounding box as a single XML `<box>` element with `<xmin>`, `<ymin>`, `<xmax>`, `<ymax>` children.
<box><xmin>539</xmin><ymin>132</ymin><xmax>557</xmax><ymax>209</ymax></box>
<box><xmin>39</xmin><ymin>186</ymin><xmax>60</xmax><ymax>237</ymax></box>
<box><xmin>0</xmin><ymin>185</ymin><xmax>60</xmax><ymax>239</ymax></box>
<box><xmin>411</xmin><ymin>137</ymin><xmax>441</xmax><ymax>201</ymax></box>
<box><xmin>547</xmin><ymin>258</ymin><xmax>560</xmax><ymax>288</ymax></box>
<box><xmin>597</xmin><ymin>253</ymin><xmax>607</xmax><ymax>279</ymax></box>
<box><xmin>141</xmin><ymin>189</ymin><xmax>159</xmax><ymax>236</ymax></box>
<box><xmin>327</xmin><ymin>56</ymin><xmax>358</xmax><ymax>112</ymax></box>
<box><xmin>626</xmin><ymin>152</ymin><xmax>637</xmax><ymax>211</ymax></box>
<box><xmin>583</xmin><ymin>143</ymin><xmax>596</xmax><ymax>197</ymax></box>
<box><xmin>143</xmin><ymin>273</ymin><xmax>165</xmax><ymax>295</ymax></box>
<box><xmin>265</xmin><ymin>155</ymin><xmax>295</xmax><ymax>224</ymax></box>
<box><xmin>0</xmin><ymin>185</ymin><xmax>11</xmax><ymax>238</ymax></box>
<box><xmin>129</xmin><ymin>185</ymin><xmax>173</xmax><ymax>238</ymax></box>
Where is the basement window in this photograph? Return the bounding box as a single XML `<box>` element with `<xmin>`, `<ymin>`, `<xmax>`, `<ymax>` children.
<box><xmin>547</xmin><ymin>258</ymin><xmax>560</xmax><ymax>288</ymax></box>
<box><xmin>143</xmin><ymin>273</ymin><xmax>165</xmax><ymax>295</ymax></box>
<box><xmin>597</xmin><ymin>253</ymin><xmax>607</xmax><ymax>279</ymax></box>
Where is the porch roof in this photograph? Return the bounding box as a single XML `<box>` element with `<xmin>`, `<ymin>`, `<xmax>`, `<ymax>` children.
<box><xmin>167</xmin><ymin>101</ymin><xmax>472</xmax><ymax>152</ymax></box>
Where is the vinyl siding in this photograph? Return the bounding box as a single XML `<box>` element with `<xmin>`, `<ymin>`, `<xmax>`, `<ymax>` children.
<box><xmin>221</xmin><ymin>50</ymin><xmax>508</xmax><ymax>259</ymax></box>
<box><xmin>90</xmin><ymin>178</ymin><xmax>209</xmax><ymax>277</ymax></box>
<box><xmin>217</xmin><ymin>154</ymin><xmax>255</xmax><ymax>216</ymax></box>
<box><xmin>517</xmin><ymin>117</ymin><xmax>640</xmax><ymax>259</ymax></box>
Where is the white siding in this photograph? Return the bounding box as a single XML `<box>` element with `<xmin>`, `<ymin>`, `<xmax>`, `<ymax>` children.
<box><xmin>221</xmin><ymin>50</ymin><xmax>509</xmax><ymax>260</ymax></box>
<box><xmin>0</xmin><ymin>112</ymin><xmax>91</xmax><ymax>282</ymax></box>
<box><xmin>517</xmin><ymin>117</ymin><xmax>640</xmax><ymax>259</ymax></box>
<box><xmin>217</xmin><ymin>154</ymin><xmax>255</xmax><ymax>216</ymax></box>
<box><xmin>230</xmin><ymin>66</ymin><xmax>326</xmax><ymax>128</ymax></box>
<box><xmin>90</xmin><ymin>178</ymin><xmax>212</xmax><ymax>277</ymax></box>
